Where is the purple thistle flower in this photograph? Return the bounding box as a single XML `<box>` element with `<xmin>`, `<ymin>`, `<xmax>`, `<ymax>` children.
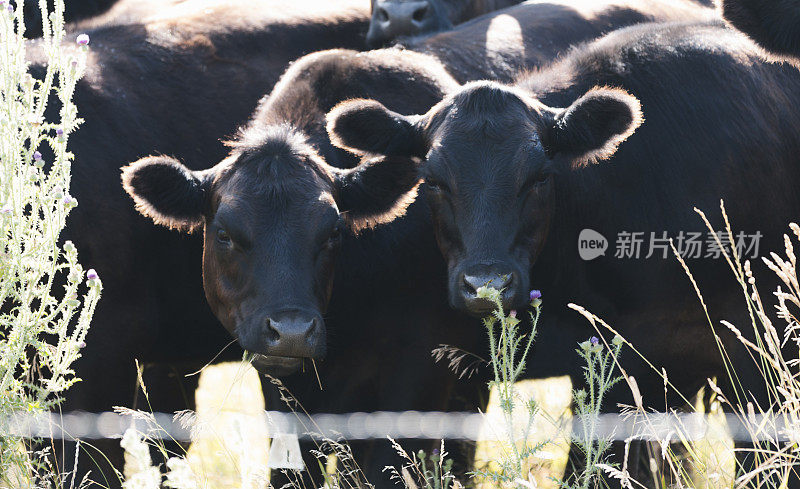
<box><xmin>590</xmin><ymin>336</ymin><xmax>599</xmax><ymax>346</ymax></box>
<box><xmin>509</xmin><ymin>310</ymin><xmax>517</xmax><ymax>318</ymax></box>
<box><xmin>432</xmin><ymin>449</ymin><xmax>440</xmax><ymax>456</ymax></box>
<box><xmin>78</xmin><ymin>341</ymin><xmax>86</xmax><ymax>349</ymax></box>
<box><xmin>86</xmin><ymin>269</ymin><xmax>98</xmax><ymax>280</ymax></box>
<box><xmin>56</xmin><ymin>128</ymin><xmax>64</xmax><ymax>136</ymax></box>
<box><xmin>76</xmin><ymin>34</ymin><xmax>89</xmax><ymax>46</ymax></box>
<box><xmin>33</xmin><ymin>151</ymin><xmax>42</xmax><ymax>161</ymax></box>
<box><xmin>530</xmin><ymin>290</ymin><xmax>542</xmax><ymax>301</ymax></box>
<box><xmin>63</xmin><ymin>195</ymin><xmax>77</xmax><ymax>208</ymax></box>
<box><xmin>7</xmin><ymin>5</ymin><xmax>12</xmax><ymax>13</ymax></box>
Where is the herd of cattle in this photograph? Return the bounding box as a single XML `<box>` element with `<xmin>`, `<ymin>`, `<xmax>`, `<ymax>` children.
<box><xmin>20</xmin><ymin>0</ymin><xmax>800</xmax><ymax>485</ymax></box>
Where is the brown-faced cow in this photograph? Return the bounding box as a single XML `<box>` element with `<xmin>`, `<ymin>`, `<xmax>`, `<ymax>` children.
<box><xmin>122</xmin><ymin>48</ymin><xmax>475</xmax><ymax>484</ymax></box>
<box><xmin>30</xmin><ymin>0</ymin><xmax>368</xmax><ymax>482</ymax></box>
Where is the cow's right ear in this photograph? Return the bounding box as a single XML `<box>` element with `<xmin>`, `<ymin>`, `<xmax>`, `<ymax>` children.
<box><xmin>121</xmin><ymin>156</ymin><xmax>210</xmax><ymax>232</ymax></box>
<box><xmin>327</xmin><ymin>99</ymin><xmax>429</xmax><ymax>158</ymax></box>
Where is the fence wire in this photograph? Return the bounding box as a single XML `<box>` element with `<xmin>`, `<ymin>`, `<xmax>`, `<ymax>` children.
<box><xmin>1</xmin><ymin>411</ymin><xmax>796</xmax><ymax>443</ymax></box>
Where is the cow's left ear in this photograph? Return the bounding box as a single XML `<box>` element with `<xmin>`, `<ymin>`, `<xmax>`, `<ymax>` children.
<box><xmin>327</xmin><ymin>99</ymin><xmax>429</xmax><ymax>158</ymax></box>
<box><xmin>333</xmin><ymin>155</ymin><xmax>422</xmax><ymax>232</ymax></box>
<box><xmin>542</xmin><ymin>87</ymin><xmax>642</xmax><ymax>165</ymax></box>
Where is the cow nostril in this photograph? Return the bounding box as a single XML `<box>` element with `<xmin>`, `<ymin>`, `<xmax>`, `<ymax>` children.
<box><xmin>412</xmin><ymin>4</ymin><xmax>428</xmax><ymax>22</ymax></box>
<box><xmin>462</xmin><ymin>275</ymin><xmax>482</xmax><ymax>295</ymax></box>
<box><xmin>304</xmin><ymin>318</ymin><xmax>319</xmax><ymax>340</ymax></box>
<box><xmin>265</xmin><ymin>318</ymin><xmax>280</xmax><ymax>343</ymax></box>
<box><xmin>376</xmin><ymin>6</ymin><xmax>389</xmax><ymax>22</ymax></box>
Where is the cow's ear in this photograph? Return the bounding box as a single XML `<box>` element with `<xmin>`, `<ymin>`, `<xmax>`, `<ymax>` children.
<box><xmin>542</xmin><ymin>87</ymin><xmax>642</xmax><ymax>165</ymax></box>
<box><xmin>334</xmin><ymin>155</ymin><xmax>422</xmax><ymax>232</ymax></box>
<box><xmin>327</xmin><ymin>99</ymin><xmax>428</xmax><ymax>158</ymax></box>
<box><xmin>121</xmin><ymin>156</ymin><xmax>211</xmax><ymax>232</ymax></box>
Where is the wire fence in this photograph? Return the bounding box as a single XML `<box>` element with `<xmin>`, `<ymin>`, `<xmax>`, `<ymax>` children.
<box><xmin>1</xmin><ymin>411</ymin><xmax>795</xmax><ymax>443</ymax></box>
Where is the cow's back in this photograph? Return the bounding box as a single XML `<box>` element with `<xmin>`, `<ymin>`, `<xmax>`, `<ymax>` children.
<box><xmin>413</xmin><ymin>0</ymin><xmax>716</xmax><ymax>83</ymax></box>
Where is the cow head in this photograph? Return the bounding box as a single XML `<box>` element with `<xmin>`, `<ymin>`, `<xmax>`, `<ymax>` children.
<box><xmin>328</xmin><ymin>81</ymin><xmax>641</xmax><ymax>316</ymax></box>
<box><xmin>367</xmin><ymin>0</ymin><xmax>458</xmax><ymax>47</ymax></box>
<box><xmin>122</xmin><ymin>125</ymin><xmax>420</xmax><ymax>374</ymax></box>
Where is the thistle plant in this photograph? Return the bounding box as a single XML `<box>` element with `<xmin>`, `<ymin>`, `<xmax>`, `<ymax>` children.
<box><xmin>471</xmin><ymin>286</ymin><xmax>542</xmax><ymax>486</ymax></box>
<box><xmin>568</xmin><ymin>336</ymin><xmax>624</xmax><ymax>489</ymax></box>
<box><xmin>0</xmin><ymin>0</ymin><xmax>100</xmax><ymax>485</ymax></box>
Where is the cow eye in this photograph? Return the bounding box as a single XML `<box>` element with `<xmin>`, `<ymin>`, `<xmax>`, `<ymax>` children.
<box><xmin>216</xmin><ymin>228</ymin><xmax>232</xmax><ymax>245</ymax></box>
<box><xmin>426</xmin><ymin>179</ymin><xmax>449</xmax><ymax>194</ymax></box>
<box><xmin>517</xmin><ymin>174</ymin><xmax>550</xmax><ymax>198</ymax></box>
<box><xmin>523</xmin><ymin>173</ymin><xmax>550</xmax><ymax>191</ymax></box>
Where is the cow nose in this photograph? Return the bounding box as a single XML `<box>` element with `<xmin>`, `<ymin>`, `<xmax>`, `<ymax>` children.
<box><xmin>368</xmin><ymin>0</ymin><xmax>432</xmax><ymax>47</ymax></box>
<box><xmin>459</xmin><ymin>267</ymin><xmax>518</xmax><ymax>316</ymax></box>
<box><xmin>462</xmin><ymin>273</ymin><xmax>512</xmax><ymax>295</ymax></box>
<box><xmin>264</xmin><ymin>310</ymin><xmax>325</xmax><ymax>358</ymax></box>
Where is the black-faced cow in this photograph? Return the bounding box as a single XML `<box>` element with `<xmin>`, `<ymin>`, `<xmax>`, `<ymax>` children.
<box><xmin>328</xmin><ymin>19</ymin><xmax>800</xmax><ymax>410</ymax></box>
<box><xmin>367</xmin><ymin>0</ymin><xmax>524</xmax><ymax>47</ymax></box>
<box><xmin>367</xmin><ymin>0</ymin><xmax>715</xmax><ymax>49</ymax></box>
<box><xmin>408</xmin><ymin>0</ymin><xmax>715</xmax><ymax>83</ymax></box>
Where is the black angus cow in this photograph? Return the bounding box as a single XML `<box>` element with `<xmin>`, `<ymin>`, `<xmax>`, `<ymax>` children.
<box><xmin>406</xmin><ymin>0</ymin><xmax>715</xmax><ymax>83</ymax></box>
<box><xmin>119</xmin><ymin>0</ymin><xmax>717</xmax><ymax>482</ymax></box>
<box><xmin>367</xmin><ymin>0</ymin><xmax>524</xmax><ymax>47</ymax></box>
<box><xmin>367</xmin><ymin>0</ymin><xmax>716</xmax><ymax>50</ymax></box>
<box><xmin>720</xmin><ymin>0</ymin><xmax>800</xmax><ymax>60</ymax></box>
<box><xmin>328</xmin><ymin>17</ymin><xmax>800</xmax><ymax>450</ymax></box>
<box><xmin>122</xmin><ymin>47</ymin><xmax>478</xmax><ymax>485</ymax></box>
<box><xmin>27</xmin><ymin>0</ymin><xmax>368</xmax><ymax>481</ymax></box>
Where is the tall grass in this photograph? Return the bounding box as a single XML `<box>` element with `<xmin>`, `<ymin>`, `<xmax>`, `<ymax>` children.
<box><xmin>0</xmin><ymin>1</ymin><xmax>100</xmax><ymax>486</ymax></box>
<box><xmin>577</xmin><ymin>202</ymin><xmax>800</xmax><ymax>488</ymax></box>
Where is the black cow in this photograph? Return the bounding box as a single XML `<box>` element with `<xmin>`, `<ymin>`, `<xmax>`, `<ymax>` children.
<box><xmin>27</xmin><ymin>0</ymin><xmax>368</xmax><ymax>482</ymax></box>
<box><xmin>328</xmin><ymin>18</ymin><xmax>800</xmax><ymax>417</ymax></box>
<box><xmin>720</xmin><ymin>0</ymin><xmax>800</xmax><ymax>60</ymax></box>
<box><xmin>367</xmin><ymin>0</ymin><xmax>716</xmax><ymax>50</ymax></box>
<box><xmin>367</xmin><ymin>0</ymin><xmax>524</xmax><ymax>47</ymax></box>
<box><xmin>122</xmin><ymin>47</ymin><xmax>482</xmax><ymax>485</ymax></box>
<box><xmin>408</xmin><ymin>0</ymin><xmax>715</xmax><ymax>83</ymax></box>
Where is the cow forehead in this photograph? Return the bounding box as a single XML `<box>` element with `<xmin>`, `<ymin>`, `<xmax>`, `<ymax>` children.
<box><xmin>432</xmin><ymin>86</ymin><xmax>538</xmax><ymax>140</ymax></box>
<box><xmin>214</xmin><ymin>166</ymin><xmax>337</xmax><ymax>220</ymax></box>
<box><xmin>448</xmin><ymin>81</ymin><xmax>533</xmax><ymax>116</ymax></box>
<box><xmin>219</xmin><ymin>149</ymin><xmax>332</xmax><ymax>196</ymax></box>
